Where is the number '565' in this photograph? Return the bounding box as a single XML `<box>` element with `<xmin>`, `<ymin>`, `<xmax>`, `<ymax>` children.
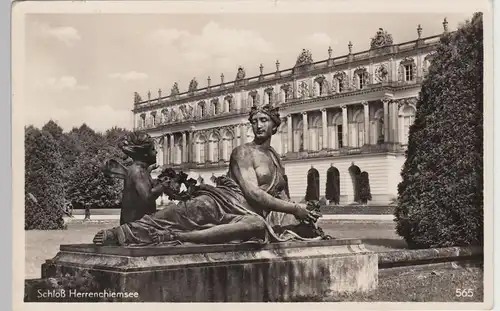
<box><xmin>456</xmin><ymin>289</ymin><xmax>474</xmax><ymax>297</ymax></box>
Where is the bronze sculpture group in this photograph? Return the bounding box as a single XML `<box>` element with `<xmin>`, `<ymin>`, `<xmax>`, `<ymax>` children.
<box><xmin>93</xmin><ymin>104</ymin><xmax>330</xmax><ymax>246</ymax></box>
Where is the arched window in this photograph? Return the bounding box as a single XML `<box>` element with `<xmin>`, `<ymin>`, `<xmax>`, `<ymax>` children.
<box><xmin>224</xmin><ymin>96</ymin><xmax>233</xmax><ymax>112</ymax></box>
<box><xmin>293</xmin><ymin>120</ymin><xmax>304</xmax><ymax>152</ymax></box>
<box><xmin>265</xmin><ymin>88</ymin><xmax>274</xmax><ymax>105</ymax></box>
<box><xmin>175</xmin><ymin>135</ymin><xmax>183</xmax><ymax>164</ymax></box>
<box><xmin>197</xmin><ymin>101</ymin><xmax>206</xmax><ymax>118</ymax></box>
<box><xmin>161</xmin><ymin>109</ymin><xmax>168</xmax><ymax>123</ymax></box>
<box><xmin>354</xmin><ymin>68</ymin><xmax>369</xmax><ymax>90</ymax></box>
<box><xmin>139</xmin><ymin>114</ymin><xmax>146</xmax><ymax>128</ymax></box>
<box><xmin>222</xmin><ymin>129</ymin><xmax>234</xmax><ymax>161</ymax></box>
<box><xmin>196</xmin><ymin>134</ymin><xmax>207</xmax><ymax>163</ymax></box>
<box><xmin>310</xmin><ymin>115</ymin><xmax>322</xmax><ymax>151</ymax></box>
<box><xmin>212</xmin><ymin>99</ymin><xmax>220</xmax><ymax>115</ymax></box>
<box><xmin>280</xmin><ymin>84</ymin><xmax>291</xmax><ymax>102</ymax></box>
<box><xmin>208</xmin><ymin>132</ymin><xmax>220</xmax><ymax>162</ymax></box>
<box><xmin>352</xmin><ymin>111</ymin><xmax>364</xmax><ymax>147</ymax></box>
<box><xmin>328</xmin><ymin>112</ymin><xmax>343</xmax><ymax>149</ymax></box>
<box><xmin>314</xmin><ymin>76</ymin><xmax>326</xmax><ymax>96</ymax></box>
<box><xmin>400</xmin><ymin>105</ymin><xmax>416</xmax><ymax>145</ymax></box>
<box><xmin>279</xmin><ymin>122</ymin><xmax>288</xmax><ymax>155</ymax></box>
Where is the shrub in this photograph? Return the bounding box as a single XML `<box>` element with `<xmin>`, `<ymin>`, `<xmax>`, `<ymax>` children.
<box><xmin>359</xmin><ymin>171</ymin><xmax>372</xmax><ymax>204</ymax></box>
<box><xmin>325</xmin><ymin>167</ymin><xmax>340</xmax><ymax>205</ymax></box>
<box><xmin>25</xmin><ymin>127</ymin><xmax>66</xmax><ymax>230</ymax></box>
<box><xmin>394</xmin><ymin>13</ymin><xmax>483</xmax><ymax>248</ymax></box>
<box><xmin>305</xmin><ymin>169</ymin><xmax>320</xmax><ymax>201</ymax></box>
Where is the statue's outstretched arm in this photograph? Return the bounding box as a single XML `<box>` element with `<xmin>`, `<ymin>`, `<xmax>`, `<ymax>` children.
<box><xmin>229</xmin><ymin>147</ymin><xmax>299</xmax><ymax>215</ymax></box>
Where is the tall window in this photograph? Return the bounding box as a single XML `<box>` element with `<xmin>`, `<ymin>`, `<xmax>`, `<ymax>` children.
<box><xmin>151</xmin><ymin>113</ymin><xmax>156</xmax><ymax>126</ymax></box>
<box><xmin>140</xmin><ymin>114</ymin><xmax>146</xmax><ymax>128</ymax></box>
<box><xmin>283</xmin><ymin>89</ymin><xmax>290</xmax><ymax>102</ymax></box>
<box><xmin>213</xmin><ymin>100</ymin><xmax>220</xmax><ymax>115</ymax></box>
<box><xmin>404</xmin><ymin>64</ymin><xmax>414</xmax><ymax>81</ymax></box>
<box><xmin>198</xmin><ymin>102</ymin><xmax>205</xmax><ymax>118</ymax></box>
<box><xmin>197</xmin><ymin>135</ymin><xmax>206</xmax><ymax>163</ymax></box>
<box><xmin>310</xmin><ymin>116</ymin><xmax>322</xmax><ymax>151</ymax></box>
<box><xmin>354</xmin><ymin>112</ymin><xmax>364</xmax><ymax>147</ymax></box>
<box><xmin>337</xmin><ymin>125</ymin><xmax>343</xmax><ymax>148</ymax></box>
<box><xmin>358</xmin><ymin>73</ymin><xmax>366</xmax><ymax>89</ymax></box>
<box><xmin>401</xmin><ymin>105</ymin><xmax>416</xmax><ymax>145</ymax></box>
<box><xmin>338</xmin><ymin>79</ymin><xmax>344</xmax><ymax>92</ymax></box>
<box><xmin>280</xmin><ymin>124</ymin><xmax>288</xmax><ymax>154</ymax></box>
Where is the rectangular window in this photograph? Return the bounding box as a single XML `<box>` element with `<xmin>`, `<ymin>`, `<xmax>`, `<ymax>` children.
<box><xmin>404</xmin><ymin>65</ymin><xmax>414</xmax><ymax>81</ymax></box>
<box><xmin>358</xmin><ymin>74</ymin><xmax>365</xmax><ymax>89</ymax></box>
<box><xmin>337</xmin><ymin>124</ymin><xmax>343</xmax><ymax>148</ymax></box>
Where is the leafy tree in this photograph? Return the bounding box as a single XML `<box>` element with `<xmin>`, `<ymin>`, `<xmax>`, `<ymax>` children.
<box><xmin>25</xmin><ymin>126</ymin><xmax>65</xmax><ymax>230</ymax></box>
<box><xmin>394</xmin><ymin>13</ymin><xmax>483</xmax><ymax>248</ymax></box>
<box><xmin>67</xmin><ymin>145</ymin><xmax>124</xmax><ymax>209</ymax></box>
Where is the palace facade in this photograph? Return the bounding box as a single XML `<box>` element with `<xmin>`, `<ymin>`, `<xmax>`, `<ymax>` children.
<box><xmin>132</xmin><ymin>21</ymin><xmax>449</xmax><ymax>205</ymax></box>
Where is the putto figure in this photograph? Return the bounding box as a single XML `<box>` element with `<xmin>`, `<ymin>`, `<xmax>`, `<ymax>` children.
<box><xmin>93</xmin><ymin>104</ymin><xmax>329</xmax><ymax>246</ymax></box>
<box><xmin>101</xmin><ymin>132</ymin><xmax>168</xmax><ymax>226</ymax></box>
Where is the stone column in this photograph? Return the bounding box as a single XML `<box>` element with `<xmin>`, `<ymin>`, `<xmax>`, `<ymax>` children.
<box><xmin>182</xmin><ymin>132</ymin><xmax>187</xmax><ymax>163</ymax></box>
<box><xmin>302</xmin><ymin>112</ymin><xmax>308</xmax><ymax>151</ymax></box>
<box><xmin>382</xmin><ymin>98</ymin><xmax>390</xmax><ymax>142</ymax></box>
<box><xmin>187</xmin><ymin>131</ymin><xmax>193</xmax><ymax>162</ymax></box>
<box><xmin>240</xmin><ymin>124</ymin><xmax>246</xmax><ymax>145</ymax></box>
<box><xmin>163</xmin><ymin>135</ymin><xmax>169</xmax><ymax>164</ymax></box>
<box><xmin>321</xmin><ymin>109</ymin><xmax>328</xmax><ymax>149</ymax></box>
<box><xmin>169</xmin><ymin>133</ymin><xmax>175</xmax><ymax>164</ymax></box>
<box><xmin>392</xmin><ymin>101</ymin><xmax>399</xmax><ymax>144</ymax></box>
<box><xmin>287</xmin><ymin>114</ymin><xmax>293</xmax><ymax>152</ymax></box>
<box><xmin>363</xmin><ymin>101</ymin><xmax>369</xmax><ymax>145</ymax></box>
<box><xmin>341</xmin><ymin>105</ymin><xmax>348</xmax><ymax>147</ymax></box>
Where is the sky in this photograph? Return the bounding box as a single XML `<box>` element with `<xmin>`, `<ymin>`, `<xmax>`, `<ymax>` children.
<box><xmin>24</xmin><ymin>11</ymin><xmax>475</xmax><ymax>132</ymax></box>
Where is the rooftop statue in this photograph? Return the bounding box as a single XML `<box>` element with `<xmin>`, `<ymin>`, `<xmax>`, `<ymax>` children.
<box><xmin>236</xmin><ymin>66</ymin><xmax>246</xmax><ymax>80</ymax></box>
<box><xmin>94</xmin><ymin>105</ymin><xmax>330</xmax><ymax>246</ymax></box>
<box><xmin>370</xmin><ymin>28</ymin><xmax>394</xmax><ymax>49</ymax></box>
<box><xmin>133</xmin><ymin>92</ymin><xmax>142</xmax><ymax>104</ymax></box>
<box><xmin>170</xmin><ymin>82</ymin><xmax>180</xmax><ymax>96</ymax></box>
<box><xmin>188</xmin><ymin>78</ymin><xmax>198</xmax><ymax>92</ymax></box>
<box><xmin>295</xmin><ymin>49</ymin><xmax>314</xmax><ymax>67</ymax></box>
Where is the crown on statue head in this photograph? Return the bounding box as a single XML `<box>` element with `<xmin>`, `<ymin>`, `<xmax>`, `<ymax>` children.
<box><xmin>248</xmin><ymin>101</ymin><xmax>281</xmax><ymax>125</ymax></box>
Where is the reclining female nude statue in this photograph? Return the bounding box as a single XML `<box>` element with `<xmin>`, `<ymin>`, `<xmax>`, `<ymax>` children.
<box><xmin>93</xmin><ymin>104</ymin><xmax>330</xmax><ymax>246</ymax></box>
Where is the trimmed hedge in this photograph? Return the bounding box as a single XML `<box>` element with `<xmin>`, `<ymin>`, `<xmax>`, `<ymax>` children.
<box><xmin>394</xmin><ymin>13</ymin><xmax>483</xmax><ymax>248</ymax></box>
<box><xmin>25</xmin><ymin>127</ymin><xmax>65</xmax><ymax>230</ymax></box>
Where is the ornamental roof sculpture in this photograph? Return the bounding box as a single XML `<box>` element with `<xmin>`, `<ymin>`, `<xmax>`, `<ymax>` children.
<box><xmin>133</xmin><ymin>92</ymin><xmax>142</xmax><ymax>104</ymax></box>
<box><xmin>188</xmin><ymin>78</ymin><xmax>198</xmax><ymax>92</ymax></box>
<box><xmin>170</xmin><ymin>82</ymin><xmax>180</xmax><ymax>96</ymax></box>
<box><xmin>295</xmin><ymin>49</ymin><xmax>314</xmax><ymax>67</ymax></box>
<box><xmin>236</xmin><ymin>66</ymin><xmax>246</xmax><ymax>80</ymax></box>
<box><xmin>370</xmin><ymin>28</ymin><xmax>394</xmax><ymax>49</ymax></box>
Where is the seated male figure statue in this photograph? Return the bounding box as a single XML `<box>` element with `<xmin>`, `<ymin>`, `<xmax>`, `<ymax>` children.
<box><xmin>93</xmin><ymin>104</ymin><xmax>326</xmax><ymax>246</ymax></box>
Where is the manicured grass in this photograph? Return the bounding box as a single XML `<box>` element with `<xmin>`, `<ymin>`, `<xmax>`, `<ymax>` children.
<box><xmin>323</xmin><ymin>265</ymin><xmax>484</xmax><ymax>302</ymax></box>
<box><xmin>25</xmin><ymin>220</ymin><xmax>405</xmax><ymax>279</ymax></box>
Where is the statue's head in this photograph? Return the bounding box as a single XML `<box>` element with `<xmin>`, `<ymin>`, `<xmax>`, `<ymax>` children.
<box><xmin>119</xmin><ymin>131</ymin><xmax>157</xmax><ymax>165</ymax></box>
<box><xmin>248</xmin><ymin>104</ymin><xmax>281</xmax><ymax>142</ymax></box>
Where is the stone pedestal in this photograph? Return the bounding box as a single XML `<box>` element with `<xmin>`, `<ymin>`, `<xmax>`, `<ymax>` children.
<box><xmin>41</xmin><ymin>239</ymin><xmax>377</xmax><ymax>302</ymax></box>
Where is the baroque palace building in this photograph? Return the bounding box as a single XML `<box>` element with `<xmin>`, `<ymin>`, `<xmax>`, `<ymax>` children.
<box><xmin>132</xmin><ymin>21</ymin><xmax>450</xmax><ymax>205</ymax></box>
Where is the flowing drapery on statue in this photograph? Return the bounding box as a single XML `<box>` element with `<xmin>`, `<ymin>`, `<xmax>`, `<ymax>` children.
<box><xmin>94</xmin><ymin>104</ymin><xmax>329</xmax><ymax>246</ymax></box>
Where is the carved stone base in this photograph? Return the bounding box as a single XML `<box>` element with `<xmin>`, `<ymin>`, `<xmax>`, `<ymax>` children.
<box><xmin>41</xmin><ymin>239</ymin><xmax>378</xmax><ymax>302</ymax></box>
